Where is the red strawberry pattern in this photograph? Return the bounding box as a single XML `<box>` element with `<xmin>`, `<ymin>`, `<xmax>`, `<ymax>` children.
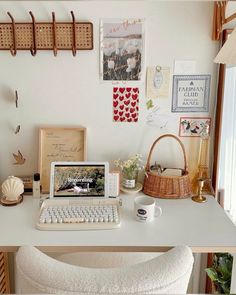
<box><xmin>113</xmin><ymin>87</ymin><xmax>139</xmax><ymax>122</ymax></box>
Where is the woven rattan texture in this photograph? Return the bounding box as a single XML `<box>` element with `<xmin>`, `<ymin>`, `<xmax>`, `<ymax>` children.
<box><xmin>0</xmin><ymin>23</ymin><xmax>93</xmax><ymax>50</ymax></box>
<box><xmin>143</xmin><ymin>134</ymin><xmax>192</xmax><ymax>199</ymax></box>
<box><xmin>0</xmin><ymin>252</ymin><xmax>10</xmax><ymax>293</ymax></box>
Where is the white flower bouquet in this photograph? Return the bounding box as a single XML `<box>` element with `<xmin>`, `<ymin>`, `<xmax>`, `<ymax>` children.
<box><xmin>114</xmin><ymin>154</ymin><xmax>143</xmax><ymax>188</ymax></box>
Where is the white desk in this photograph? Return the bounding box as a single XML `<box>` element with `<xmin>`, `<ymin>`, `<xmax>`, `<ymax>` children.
<box><xmin>0</xmin><ymin>194</ymin><xmax>236</xmax><ymax>253</ymax></box>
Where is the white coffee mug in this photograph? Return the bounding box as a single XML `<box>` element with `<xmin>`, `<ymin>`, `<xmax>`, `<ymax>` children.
<box><xmin>134</xmin><ymin>196</ymin><xmax>162</xmax><ymax>222</ymax></box>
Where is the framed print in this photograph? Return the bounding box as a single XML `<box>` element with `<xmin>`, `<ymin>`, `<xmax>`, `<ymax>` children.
<box><xmin>100</xmin><ymin>18</ymin><xmax>145</xmax><ymax>81</ymax></box>
<box><xmin>172</xmin><ymin>75</ymin><xmax>211</xmax><ymax>112</ymax></box>
<box><xmin>39</xmin><ymin>127</ymin><xmax>86</xmax><ymax>193</ymax></box>
<box><xmin>179</xmin><ymin>117</ymin><xmax>211</xmax><ymax>137</ymax></box>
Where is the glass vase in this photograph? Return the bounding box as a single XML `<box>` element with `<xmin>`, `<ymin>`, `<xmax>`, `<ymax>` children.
<box><xmin>122</xmin><ymin>170</ymin><xmax>138</xmax><ymax>189</ymax></box>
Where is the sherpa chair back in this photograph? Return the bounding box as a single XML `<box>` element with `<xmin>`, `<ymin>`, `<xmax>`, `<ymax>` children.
<box><xmin>15</xmin><ymin>245</ymin><xmax>194</xmax><ymax>294</ymax></box>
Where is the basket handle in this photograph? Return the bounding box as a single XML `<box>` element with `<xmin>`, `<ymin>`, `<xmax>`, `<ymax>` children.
<box><xmin>145</xmin><ymin>134</ymin><xmax>188</xmax><ymax>172</ymax></box>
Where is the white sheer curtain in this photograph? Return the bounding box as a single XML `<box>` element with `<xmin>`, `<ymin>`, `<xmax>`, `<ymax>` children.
<box><xmin>218</xmin><ymin>66</ymin><xmax>236</xmax><ymax>223</ymax></box>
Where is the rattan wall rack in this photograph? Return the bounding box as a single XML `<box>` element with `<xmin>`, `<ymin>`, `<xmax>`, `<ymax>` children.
<box><xmin>0</xmin><ymin>11</ymin><xmax>93</xmax><ymax>56</ymax></box>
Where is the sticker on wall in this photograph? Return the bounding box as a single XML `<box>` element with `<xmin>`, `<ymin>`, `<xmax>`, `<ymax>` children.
<box><xmin>113</xmin><ymin>87</ymin><xmax>139</xmax><ymax>122</ymax></box>
<box><xmin>146</xmin><ymin>99</ymin><xmax>154</xmax><ymax>110</ymax></box>
<box><xmin>146</xmin><ymin>66</ymin><xmax>170</xmax><ymax>99</ymax></box>
<box><xmin>100</xmin><ymin>19</ymin><xmax>145</xmax><ymax>81</ymax></box>
<box><xmin>12</xmin><ymin>150</ymin><xmax>26</xmax><ymax>165</ymax></box>
<box><xmin>179</xmin><ymin>117</ymin><xmax>211</xmax><ymax>137</ymax></box>
<box><xmin>172</xmin><ymin>75</ymin><xmax>211</xmax><ymax>112</ymax></box>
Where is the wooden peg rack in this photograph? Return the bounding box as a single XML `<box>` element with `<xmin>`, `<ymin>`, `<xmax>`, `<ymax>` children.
<box><xmin>0</xmin><ymin>11</ymin><xmax>93</xmax><ymax>56</ymax></box>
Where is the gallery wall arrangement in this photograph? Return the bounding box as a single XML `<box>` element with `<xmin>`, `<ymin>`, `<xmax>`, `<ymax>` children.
<box><xmin>0</xmin><ymin>1</ymin><xmax>218</xmax><ymax>190</ymax></box>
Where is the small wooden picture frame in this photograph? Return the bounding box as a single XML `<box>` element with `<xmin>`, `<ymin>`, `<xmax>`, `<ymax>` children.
<box><xmin>39</xmin><ymin>127</ymin><xmax>87</xmax><ymax>193</ymax></box>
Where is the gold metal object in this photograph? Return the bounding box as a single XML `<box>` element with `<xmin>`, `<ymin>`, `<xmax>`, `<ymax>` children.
<box><xmin>192</xmin><ymin>178</ymin><xmax>207</xmax><ymax>203</ymax></box>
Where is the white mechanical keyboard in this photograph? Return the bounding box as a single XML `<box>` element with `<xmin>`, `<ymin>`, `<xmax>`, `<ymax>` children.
<box><xmin>36</xmin><ymin>198</ymin><xmax>121</xmax><ymax>230</ymax></box>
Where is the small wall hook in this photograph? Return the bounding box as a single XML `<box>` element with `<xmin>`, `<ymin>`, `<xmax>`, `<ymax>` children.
<box><xmin>52</xmin><ymin>12</ymin><xmax>57</xmax><ymax>56</ymax></box>
<box><xmin>15</xmin><ymin>125</ymin><xmax>20</xmax><ymax>134</ymax></box>
<box><xmin>29</xmin><ymin>11</ymin><xmax>37</xmax><ymax>56</ymax></box>
<box><xmin>7</xmin><ymin>12</ymin><xmax>17</xmax><ymax>56</ymax></box>
<box><xmin>15</xmin><ymin>90</ymin><xmax>19</xmax><ymax>108</ymax></box>
<box><xmin>70</xmin><ymin>11</ymin><xmax>77</xmax><ymax>56</ymax></box>
<box><xmin>156</xmin><ymin>65</ymin><xmax>162</xmax><ymax>72</ymax></box>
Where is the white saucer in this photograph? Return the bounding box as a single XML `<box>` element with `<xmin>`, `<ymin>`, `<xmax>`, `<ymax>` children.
<box><xmin>120</xmin><ymin>182</ymin><xmax>143</xmax><ymax>194</ymax></box>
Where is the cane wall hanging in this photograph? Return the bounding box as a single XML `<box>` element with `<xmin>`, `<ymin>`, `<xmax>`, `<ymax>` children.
<box><xmin>0</xmin><ymin>11</ymin><xmax>93</xmax><ymax>56</ymax></box>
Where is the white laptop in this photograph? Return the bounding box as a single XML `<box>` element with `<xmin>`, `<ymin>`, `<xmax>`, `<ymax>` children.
<box><xmin>37</xmin><ymin>161</ymin><xmax>121</xmax><ymax>230</ymax></box>
<box><xmin>49</xmin><ymin>161</ymin><xmax>109</xmax><ymax>199</ymax></box>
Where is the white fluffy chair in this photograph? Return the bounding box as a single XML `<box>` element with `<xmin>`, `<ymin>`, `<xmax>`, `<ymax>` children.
<box><xmin>15</xmin><ymin>245</ymin><xmax>193</xmax><ymax>294</ymax></box>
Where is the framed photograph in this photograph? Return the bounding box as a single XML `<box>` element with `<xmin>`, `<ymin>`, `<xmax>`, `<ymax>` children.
<box><xmin>179</xmin><ymin>117</ymin><xmax>211</xmax><ymax>137</ymax></box>
<box><xmin>172</xmin><ymin>75</ymin><xmax>211</xmax><ymax>112</ymax></box>
<box><xmin>39</xmin><ymin>127</ymin><xmax>86</xmax><ymax>193</ymax></box>
<box><xmin>100</xmin><ymin>18</ymin><xmax>145</xmax><ymax>81</ymax></box>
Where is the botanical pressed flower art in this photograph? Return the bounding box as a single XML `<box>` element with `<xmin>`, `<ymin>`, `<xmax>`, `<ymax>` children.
<box><xmin>100</xmin><ymin>19</ymin><xmax>145</xmax><ymax>81</ymax></box>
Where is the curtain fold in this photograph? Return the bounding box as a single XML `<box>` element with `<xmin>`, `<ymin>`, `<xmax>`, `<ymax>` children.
<box><xmin>218</xmin><ymin>66</ymin><xmax>236</xmax><ymax>223</ymax></box>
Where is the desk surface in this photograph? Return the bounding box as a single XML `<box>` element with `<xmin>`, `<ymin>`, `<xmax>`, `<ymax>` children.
<box><xmin>1</xmin><ymin>194</ymin><xmax>236</xmax><ymax>253</ymax></box>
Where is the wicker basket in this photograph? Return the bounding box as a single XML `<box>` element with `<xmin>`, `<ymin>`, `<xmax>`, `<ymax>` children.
<box><xmin>143</xmin><ymin>134</ymin><xmax>192</xmax><ymax>199</ymax></box>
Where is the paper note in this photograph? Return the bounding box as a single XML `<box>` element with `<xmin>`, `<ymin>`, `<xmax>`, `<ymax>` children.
<box><xmin>174</xmin><ymin>60</ymin><xmax>196</xmax><ymax>74</ymax></box>
<box><xmin>146</xmin><ymin>66</ymin><xmax>170</xmax><ymax>99</ymax></box>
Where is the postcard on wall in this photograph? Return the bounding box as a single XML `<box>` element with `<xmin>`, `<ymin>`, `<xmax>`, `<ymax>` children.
<box><xmin>179</xmin><ymin>117</ymin><xmax>211</xmax><ymax>137</ymax></box>
<box><xmin>172</xmin><ymin>75</ymin><xmax>211</xmax><ymax>112</ymax></box>
<box><xmin>39</xmin><ymin>127</ymin><xmax>86</xmax><ymax>193</ymax></box>
<box><xmin>113</xmin><ymin>87</ymin><xmax>139</xmax><ymax>122</ymax></box>
<box><xmin>146</xmin><ymin>66</ymin><xmax>170</xmax><ymax>99</ymax></box>
<box><xmin>100</xmin><ymin>18</ymin><xmax>145</xmax><ymax>82</ymax></box>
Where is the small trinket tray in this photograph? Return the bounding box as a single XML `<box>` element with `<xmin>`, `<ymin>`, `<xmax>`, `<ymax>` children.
<box><xmin>0</xmin><ymin>195</ymin><xmax>23</xmax><ymax>206</ymax></box>
<box><xmin>120</xmin><ymin>182</ymin><xmax>143</xmax><ymax>194</ymax></box>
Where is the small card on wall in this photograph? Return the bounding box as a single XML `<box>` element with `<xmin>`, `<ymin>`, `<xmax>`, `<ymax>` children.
<box><xmin>179</xmin><ymin>117</ymin><xmax>211</xmax><ymax>137</ymax></box>
<box><xmin>146</xmin><ymin>66</ymin><xmax>170</xmax><ymax>99</ymax></box>
<box><xmin>113</xmin><ymin>87</ymin><xmax>139</xmax><ymax>122</ymax></box>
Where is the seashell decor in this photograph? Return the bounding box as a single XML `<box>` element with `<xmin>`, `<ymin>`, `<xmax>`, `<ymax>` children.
<box><xmin>2</xmin><ymin>176</ymin><xmax>24</xmax><ymax>201</ymax></box>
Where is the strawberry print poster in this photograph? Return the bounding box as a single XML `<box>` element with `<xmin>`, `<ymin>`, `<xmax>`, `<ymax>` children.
<box><xmin>113</xmin><ymin>87</ymin><xmax>139</xmax><ymax>122</ymax></box>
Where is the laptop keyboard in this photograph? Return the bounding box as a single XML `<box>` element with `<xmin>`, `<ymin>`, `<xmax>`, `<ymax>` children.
<box><xmin>36</xmin><ymin>198</ymin><xmax>121</xmax><ymax>230</ymax></box>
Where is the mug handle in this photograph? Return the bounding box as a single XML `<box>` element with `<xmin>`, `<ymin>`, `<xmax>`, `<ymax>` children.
<box><xmin>154</xmin><ymin>205</ymin><xmax>162</xmax><ymax>218</ymax></box>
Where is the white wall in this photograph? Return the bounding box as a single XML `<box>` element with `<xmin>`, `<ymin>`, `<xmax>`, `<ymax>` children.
<box><xmin>0</xmin><ymin>1</ymin><xmax>218</xmax><ymax>182</ymax></box>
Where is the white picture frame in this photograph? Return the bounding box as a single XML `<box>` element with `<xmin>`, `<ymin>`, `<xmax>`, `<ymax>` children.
<box><xmin>172</xmin><ymin>75</ymin><xmax>211</xmax><ymax>112</ymax></box>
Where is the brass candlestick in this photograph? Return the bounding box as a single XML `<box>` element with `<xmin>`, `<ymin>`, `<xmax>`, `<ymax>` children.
<box><xmin>192</xmin><ymin>178</ymin><xmax>207</xmax><ymax>203</ymax></box>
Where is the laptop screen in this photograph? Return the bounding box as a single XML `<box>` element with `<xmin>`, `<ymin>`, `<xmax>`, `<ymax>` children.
<box><xmin>50</xmin><ymin>162</ymin><xmax>109</xmax><ymax>198</ymax></box>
